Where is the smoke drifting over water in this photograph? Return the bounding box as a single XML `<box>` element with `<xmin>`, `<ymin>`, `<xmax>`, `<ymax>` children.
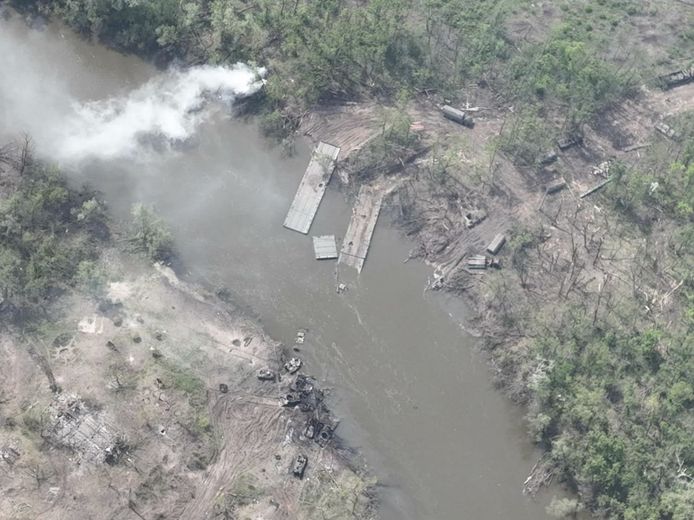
<box><xmin>0</xmin><ymin>17</ymin><xmax>264</xmax><ymax>163</ymax></box>
<box><xmin>58</xmin><ymin>65</ymin><xmax>266</xmax><ymax>162</ymax></box>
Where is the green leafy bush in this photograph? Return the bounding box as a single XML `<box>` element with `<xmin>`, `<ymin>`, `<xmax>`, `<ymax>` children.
<box><xmin>128</xmin><ymin>204</ymin><xmax>175</xmax><ymax>263</ymax></box>
<box><xmin>507</xmin><ymin>26</ymin><xmax>636</xmax><ymax>123</ymax></box>
<box><xmin>0</xmin><ymin>161</ymin><xmax>107</xmax><ymax>312</ymax></box>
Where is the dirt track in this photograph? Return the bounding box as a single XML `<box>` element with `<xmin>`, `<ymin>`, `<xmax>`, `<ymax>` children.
<box><xmin>299</xmin><ymin>79</ymin><xmax>693</xmax><ymax>406</ymax></box>
<box><xmin>0</xmin><ymin>252</ymin><xmax>375</xmax><ymax>520</ymax></box>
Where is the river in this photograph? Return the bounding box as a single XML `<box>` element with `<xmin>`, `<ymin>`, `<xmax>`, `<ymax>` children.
<box><xmin>0</xmin><ymin>12</ymin><xmax>558</xmax><ymax>519</ymax></box>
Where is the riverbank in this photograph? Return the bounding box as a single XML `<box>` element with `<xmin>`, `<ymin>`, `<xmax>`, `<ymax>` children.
<box><xmin>314</xmin><ymin>79</ymin><xmax>694</xmax><ymax>517</ymax></box>
<box><xmin>0</xmin><ymin>229</ymin><xmax>376</xmax><ymax>520</ymax></box>
<box><xmin>0</xmin><ymin>140</ymin><xmax>375</xmax><ymax>519</ymax></box>
<box><xmin>3</xmin><ymin>2</ymin><xmax>693</xmax><ymax>517</ymax></box>
<box><xmin>1</xmin><ymin>16</ymin><xmax>564</xmax><ymax>517</ymax></box>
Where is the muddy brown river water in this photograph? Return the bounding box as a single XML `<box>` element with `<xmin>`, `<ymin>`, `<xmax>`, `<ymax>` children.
<box><xmin>1</xmin><ymin>13</ymin><xmax>559</xmax><ymax>519</ymax></box>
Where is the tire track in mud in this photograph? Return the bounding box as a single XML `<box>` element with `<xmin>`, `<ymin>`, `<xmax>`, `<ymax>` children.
<box><xmin>180</xmin><ymin>394</ymin><xmax>286</xmax><ymax>518</ymax></box>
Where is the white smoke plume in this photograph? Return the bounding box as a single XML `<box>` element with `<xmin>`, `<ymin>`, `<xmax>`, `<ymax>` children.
<box><xmin>57</xmin><ymin>64</ymin><xmax>265</xmax><ymax>162</ymax></box>
<box><xmin>0</xmin><ymin>18</ymin><xmax>265</xmax><ymax>164</ymax></box>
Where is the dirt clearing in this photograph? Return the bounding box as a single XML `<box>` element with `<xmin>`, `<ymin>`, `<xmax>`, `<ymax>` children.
<box><xmin>0</xmin><ymin>251</ymin><xmax>375</xmax><ymax>520</ymax></box>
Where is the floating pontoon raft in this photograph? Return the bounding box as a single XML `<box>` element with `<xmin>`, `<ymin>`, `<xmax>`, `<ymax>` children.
<box><xmin>283</xmin><ymin>142</ymin><xmax>340</xmax><ymax>234</ymax></box>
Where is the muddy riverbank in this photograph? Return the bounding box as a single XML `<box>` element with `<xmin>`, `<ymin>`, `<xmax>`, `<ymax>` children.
<box><xmin>0</xmin><ymin>12</ymin><xmax>566</xmax><ymax>520</ymax></box>
<box><xmin>308</xmin><ymin>49</ymin><xmax>694</xmax><ymax>517</ymax></box>
<box><xmin>0</xmin><ymin>241</ymin><xmax>376</xmax><ymax>519</ymax></box>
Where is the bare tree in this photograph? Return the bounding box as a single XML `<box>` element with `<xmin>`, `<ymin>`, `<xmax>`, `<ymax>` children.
<box><xmin>0</xmin><ymin>142</ymin><xmax>15</xmax><ymax>168</ymax></box>
<box><xmin>18</xmin><ymin>133</ymin><xmax>32</xmax><ymax>175</ymax></box>
<box><xmin>593</xmin><ymin>274</ymin><xmax>613</xmax><ymax>326</ymax></box>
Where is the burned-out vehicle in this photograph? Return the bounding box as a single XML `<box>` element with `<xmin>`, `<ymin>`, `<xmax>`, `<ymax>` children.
<box><xmin>257</xmin><ymin>368</ymin><xmax>275</xmax><ymax>381</ymax></box>
<box><xmin>282</xmin><ymin>392</ymin><xmax>302</xmax><ymax>407</ymax></box>
<box><xmin>557</xmin><ymin>133</ymin><xmax>583</xmax><ymax>151</ymax></box>
<box><xmin>292</xmin><ymin>454</ymin><xmax>308</xmax><ymax>478</ymax></box>
<box><xmin>284</xmin><ymin>357</ymin><xmax>302</xmax><ymax>374</ymax></box>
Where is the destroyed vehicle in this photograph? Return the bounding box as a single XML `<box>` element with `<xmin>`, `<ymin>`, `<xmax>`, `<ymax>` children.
<box><xmin>292</xmin><ymin>374</ymin><xmax>314</xmax><ymax>393</ymax></box>
<box><xmin>655</xmin><ymin>122</ymin><xmax>679</xmax><ymax>141</ymax></box>
<box><xmin>304</xmin><ymin>422</ymin><xmax>316</xmax><ymax>439</ymax></box>
<box><xmin>286</xmin><ymin>376</ymin><xmax>324</xmax><ymax>413</ymax></box>
<box><xmin>284</xmin><ymin>357</ymin><xmax>302</xmax><ymax>374</ymax></box>
<box><xmin>441</xmin><ymin>105</ymin><xmax>475</xmax><ymax>128</ymax></box>
<box><xmin>464</xmin><ymin>209</ymin><xmax>487</xmax><ymax>229</ymax></box>
<box><xmin>295</xmin><ymin>330</ymin><xmax>306</xmax><ymax>344</ymax></box>
<box><xmin>299</xmin><ymin>401</ymin><xmax>316</xmax><ymax>413</ymax></box>
<box><xmin>539</xmin><ymin>151</ymin><xmax>558</xmax><ymax>166</ymax></box>
<box><xmin>431</xmin><ymin>275</ymin><xmax>445</xmax><ymax>291</ymax></box>
<box><xmin>466</xmin><ymin>255</ymin><xmax>501</xmax><ymax>270</ymax></box>
<box><xmin>657</xmin><ymin>68</ymin><xmax>694</xmax><ymax>90</ymax></box>
<box><xmin>292</xmin><ymin>454</ymin><xmax>308</xmax><ymax>478</ymax></box>
<box><xmin>257</xmin><ymin>368</ymin><xmax>275</xmax><ymax>381</ymax></box>
<box><xmin>317</xmin><ymin>426</ymin><xmax>334</xmax><ymax>446</ymax></box>
<box><xmin>592</xmin><ymin>160</ymin><xmax>612</xmax><ymax>177</ymax></box>
<box><xmin>545</xmin><ymin>179</ymin><xmax>567</xmax><ymax>194</ymax></box>
<box><xmin>282</xmin><ymin>392</ymin><xmax>302</xmax><ymax>407</ymax></box>
<box><xmin>1</xmin><ymin>447</ymin><xmax>20</xmax><ymax>466</ymax></box>
<box><xmin>104</xmin><ymin>437</ymin><xmax>130</xmax><ymax>466</ymax></box>
<box><xmin>556</xmin><ymin>133</ymin><xmax>583</xmax><ymax>151</ymax></box>
<box><xmin>304</xmin><ymin>419</ymin><xmax>324</xmax><ymax>440</ymax></box>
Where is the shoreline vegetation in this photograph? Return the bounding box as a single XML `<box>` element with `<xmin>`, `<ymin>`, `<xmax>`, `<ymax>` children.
<box><xmin>3</xmin><ymin>1</ymin><xmax>694</xmax><ymax>519</ymax></box>
<box><xmin>0</xmin><ymin>142</ymin><xmax>377</xmax><ymax>518</ymax></box>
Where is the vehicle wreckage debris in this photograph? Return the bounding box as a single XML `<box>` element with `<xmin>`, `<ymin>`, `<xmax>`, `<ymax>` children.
<box><xmin>292</xmin><ymin>454</ymin><xmax>308</xmax><ymax>478</ymax></box>
<box><xmin>295</xmin><ymin>330</ymin><xmax>306</xmax><ymax>344</ymax></box>
<box><xmin>556</xmin><ymin>133</ymin><xmax>583</xmax><ymax>151</ymax></box>
<box><xmin>657</xmin><ymin>67</ymin><xmax>694</xmax><ymax>90</ymax></box>
<box><xmin>655</xmin><ymin>121</ymin><xmax>679</xmax><ymax>141</ymax></box>
<box><xmin>464</xmin><ymin>209</ymin><xmax>486</xmax><ymax>229</ymax></box>
<box><xmin>545</xmin><ymin>179</ymin><xmax>567</xmax><ymax>194</ymax></box>
<box><xmin>282</xmin><ymin>392</ymin><xmax>302</xmax><ymax>407</ymax></box>
<box><xmin>257</xmin><ymin>368</ymin><xmax>276</xmax><ymax>381</ymax></box>
<box><xmin>540</xmin><ymin>150</ymin><xmax>558</xmax><ymax>165</ymax></box>
<box><xmin>280</xmin><ymin>372</ymin><xmax>339</xmax><ymax>448</ymax></box>
<box><xmin>284</xmin><ymin>357</ymin><xmax>302</xmax><ymax>374</ymax></box>
<box><xmin>1</xmin><ymin>447</ymin><xmax>20</xmax><ymax>466</ymax></box>
<box><xmin>466</xmin><ymin>255</ymin><xmax>501</xmax><ymax>271</ymax></box>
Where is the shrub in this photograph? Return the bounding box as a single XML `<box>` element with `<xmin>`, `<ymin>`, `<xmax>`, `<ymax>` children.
<box><xmin>0</xmin><ymin>158</ymin><xmax>107</xmax><ymax>312</ymax></box>
<box><xmin>128</xmin><ymin>204</ymin><xmax>175</xmax><ymax>263</ymax></box>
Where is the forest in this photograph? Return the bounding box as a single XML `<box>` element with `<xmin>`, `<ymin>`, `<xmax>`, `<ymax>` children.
<box><xmin>11</xmin><ymin>0</ymin><xmax>644</xmax><ymax>136</ymax></box>
<box><xmin>5</xmin><ymin>1</ymin><xmax>694</xmax><ymax>518</ymax></box>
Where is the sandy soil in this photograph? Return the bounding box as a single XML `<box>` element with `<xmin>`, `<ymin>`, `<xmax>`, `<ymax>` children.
<box><xmin>300</xmin><ymin>102</ymin><xmax>382</xmax><ymax>159</ymax></box>
<box><xmin>0</xmin><ymin>251</ymin><xmax>375</xmax><ymax>520</ymax></box>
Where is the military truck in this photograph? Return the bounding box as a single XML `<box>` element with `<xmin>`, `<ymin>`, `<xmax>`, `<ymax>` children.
<box><xmin>441</xmin><ymin>105</ymin><xmax>475</xmax><ymax>128</ymax></box>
